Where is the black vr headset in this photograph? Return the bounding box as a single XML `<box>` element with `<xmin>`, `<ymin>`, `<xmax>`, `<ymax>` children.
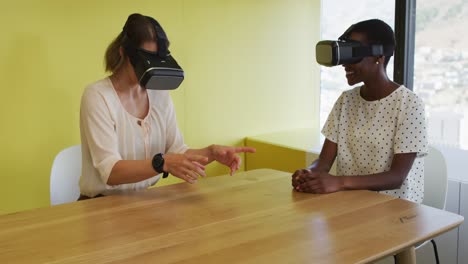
<box><xmin>315</xmin><ymin>24</ymin><xmax>394</xmax><ymax>67</ymax></box>
<box><xmin>123</xmin><ymin>16</ymin><xmax>184</xmax><ymax>90</ymax></box>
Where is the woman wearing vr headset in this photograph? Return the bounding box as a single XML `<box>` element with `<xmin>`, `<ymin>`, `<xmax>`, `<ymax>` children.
<box><xmin>293</xmin><ymin>19</ymin><xmax>427</xmax><ymax>203</ymax></box>
<box><xmin>79</xmin><ymin>13</ymin><xmax>255</xmax><ymax>199</ymax></box>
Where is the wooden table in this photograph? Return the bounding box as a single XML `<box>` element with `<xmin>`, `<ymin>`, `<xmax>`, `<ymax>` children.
<box><xmin>0</xmin><ymin>169</ymin><xmax>463</xmax><ymax>264</ymax></box>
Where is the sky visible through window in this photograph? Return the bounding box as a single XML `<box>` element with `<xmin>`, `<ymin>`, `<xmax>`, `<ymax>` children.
<box><xmin>413</xmin><ymin>0</ymin><xmax>468</xmax><ymax>149</ymax></box>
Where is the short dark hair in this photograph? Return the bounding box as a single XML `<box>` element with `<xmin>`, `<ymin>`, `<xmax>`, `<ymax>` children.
<box><xmin>343</xmin><ymin>19</ymin><xmax>396</xmax><ymax>67</ymax></box>
<box><xmin>104</xmin><ymin>13</ymin><xmax>158</xmax><ymax>73</ymax></box>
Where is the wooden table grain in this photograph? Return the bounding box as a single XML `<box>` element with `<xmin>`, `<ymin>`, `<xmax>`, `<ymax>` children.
<box><xmin>0</xmin><ymin>169</ymin><xmax>463</xmax><ymax>264</ymax></box>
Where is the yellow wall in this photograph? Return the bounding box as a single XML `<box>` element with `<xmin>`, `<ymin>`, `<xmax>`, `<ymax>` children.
<box><xmin>0</xmin><ymin>0</ymin><xmax>320</xmax><ymax>213</ymax></box>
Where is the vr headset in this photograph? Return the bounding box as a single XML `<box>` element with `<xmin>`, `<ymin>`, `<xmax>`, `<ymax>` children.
<box><xmin>315</xmin><ymin>24</ymin><xmax>394</xmax><ymax>67</ymax></box>
<box><xmin>123</xmin><ymin>16</ymin><xmax>184</xmax><ymax>90</ymax></box>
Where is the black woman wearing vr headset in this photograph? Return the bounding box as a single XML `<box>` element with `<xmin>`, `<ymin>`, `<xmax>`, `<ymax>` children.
<box><xmin>292</xmin><ymin>19</ymin><xmax>428</xmax><ymax>204</ymax></box>
<box><xmin>79</xmin><ymin>13</ymin><xmax>255</xmax><ymax>199</ymax></box>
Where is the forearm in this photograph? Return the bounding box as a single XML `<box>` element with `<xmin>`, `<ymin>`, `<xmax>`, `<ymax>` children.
<box><xmin>341</xmin><ymin>152</ymin><xmax>417</xmax><ymax>191</ymax></box>
<box><xmin>341</xmin><ymin>170</ymin><xmax>406</xmax><ymax>191</ymax></box>
<box><xmin>107</xmin><ymin>160</ymin><xmax>157</xmax><ymax>185</ymax></box>
<box><xmin>307</xmin><ymin>139</ymin><xmax>337</xmax><ymax>172</ymax></box>
<box><xmin>185</xmin><ymin>145</ymin><xmax>214</xmax><ymax>164</ymax></box>
<box><xmin>307</xmin><ymin>158</ymin><xmax>333</xmax><ymax>173</ymax></box>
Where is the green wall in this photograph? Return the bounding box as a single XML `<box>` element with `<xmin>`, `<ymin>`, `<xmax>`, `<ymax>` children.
<box><xmin>0</xmin><ymin>0</ymin><xmax>320</xmax><ymax>214</ymax></box>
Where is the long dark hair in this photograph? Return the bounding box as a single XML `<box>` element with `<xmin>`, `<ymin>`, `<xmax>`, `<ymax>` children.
<box><xmin>104</xmin><ymin>13</ymin><xmax>158</xmax><ymax>73</ymax></box>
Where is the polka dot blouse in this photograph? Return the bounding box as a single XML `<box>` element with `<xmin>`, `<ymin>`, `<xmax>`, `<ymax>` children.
<box><xmin>322</xmin><ymin>85</ymin><xmax>428</xmax><ymax>203</ymax></box>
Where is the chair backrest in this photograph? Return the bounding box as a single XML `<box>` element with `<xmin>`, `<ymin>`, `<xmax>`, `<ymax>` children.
<box><xmin>422</xmin><ymin>145</ymin><xmax>448</xmax><ymax>210</ymax></box>
<box><xmin>50</xmin><ymin>145</ymin><xmax>81</xmax><ymax>205</ymax></box>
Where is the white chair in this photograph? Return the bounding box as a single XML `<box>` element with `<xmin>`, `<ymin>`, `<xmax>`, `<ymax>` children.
<box><xmin>415</xmin><ymin>145</ymin><xmax>448</xmax><ymax>264</ymax></box>
<box><xmin>50</xmin><ymin>145</ymin><xmax>82</xmax><ymax>205</ymax></box>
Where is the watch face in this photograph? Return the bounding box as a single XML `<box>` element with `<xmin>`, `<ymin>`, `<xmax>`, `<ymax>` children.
<box><xmin>153</xmin><ymin>156</ymin><xmax>163</xmax><ymax>167</ymax></box>
<box><xmin>152</xmin><ymin>153</ymin><xmax>164</xmax><ymax>173</ymax></box>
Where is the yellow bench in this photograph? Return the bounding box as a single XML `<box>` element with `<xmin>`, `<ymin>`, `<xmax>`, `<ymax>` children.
<box><xmin>245</xmin><ymin>128</ymin><xmax>333</xmax><ymax>173</ymax></box>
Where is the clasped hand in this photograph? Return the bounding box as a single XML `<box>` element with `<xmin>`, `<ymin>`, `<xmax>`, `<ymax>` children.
<box><xmin>291</xmin><ymin>169</ymin><xmax>343</xmax><ymax>194</ymax></box>
<box><xmin>163</xmin><ymin>153</ymin><xmax>207</xmax><ymax>184</ymax></box>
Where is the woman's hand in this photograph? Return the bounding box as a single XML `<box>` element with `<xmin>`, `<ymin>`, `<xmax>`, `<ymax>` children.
<box><xmin>163</xmin><ymin>153</ymin><xmax>208</xmax><ymax>184</ymax></box>
<box><xmin>292</xmin><ymin>169</ymin><xmax>312</xmax><ymax>188</ymax></box>
<box><xmin>210</xmin><ymin>145</ymin><xmax>256</xmax><ymax>175</ymax></box>
<box><xmin>293</xmin><ymin>170</ymin><xmax>344</xmax><ymax>194</ymax></box>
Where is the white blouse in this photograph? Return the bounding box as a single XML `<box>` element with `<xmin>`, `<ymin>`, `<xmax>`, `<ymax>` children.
<box><xmin>322</xmin><ymin>85</ymin><xmax>428</xmax><ymax>203</ymax></box>
<box><xmin>79</xmin><ymin>77</ymin><xmax>188</xmax><ymax>197</ymax></box>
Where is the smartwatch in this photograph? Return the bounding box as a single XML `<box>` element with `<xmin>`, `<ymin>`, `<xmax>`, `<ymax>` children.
<box><xmin>152</xmin><ymin>153</ymin><xmax>169</xmax><ymax>178</ymax></box>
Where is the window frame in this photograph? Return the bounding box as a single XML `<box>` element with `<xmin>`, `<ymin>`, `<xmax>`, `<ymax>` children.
<box><xmin>394</xmin><ymin>0</ymin><xmax>416</xmax><ymax>90</ymax></box>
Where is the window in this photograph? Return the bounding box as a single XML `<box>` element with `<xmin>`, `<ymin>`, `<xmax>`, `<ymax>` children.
<box><xmin>319</xmin><ymin>0</ymin><xmax>396</xmax><ymax>129</ymax></box>
<box><xmin>413</xmin><ymin>0</ymin><xmax>468</xmax><ymax>149</ymax></box>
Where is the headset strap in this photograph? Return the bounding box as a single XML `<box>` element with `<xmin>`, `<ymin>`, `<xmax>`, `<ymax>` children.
<box><xmin>145</xmin><ymin>16</ymin><xmax>170</xmax><ymax>58</ymax></box>
<box><xmin>353</xmin><ymin>45</ymin><xmax>394</xmax><ymax>57</ymax></box>
<box><xmin>122</xmin><ymin>15</ymin><xmax>170</xmax><ymax>58</ymax></box>
<box><xmin>340</xmin><ymin>24</ymin><xmax>394</xmax><ymax>57</ymax></box>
